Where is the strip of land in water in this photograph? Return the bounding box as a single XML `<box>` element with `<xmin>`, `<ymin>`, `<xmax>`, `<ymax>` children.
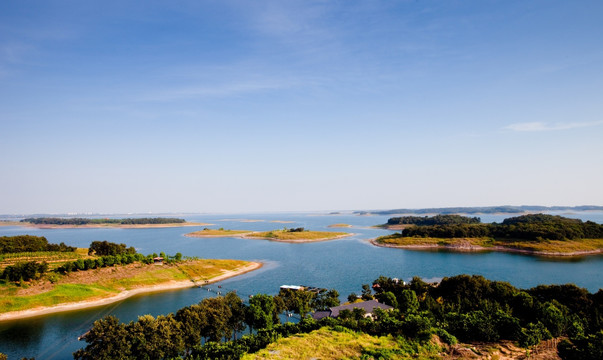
<box><xmin>2</xmin><ymin>217</ymin><xmax>211</xmax><ymax>229</ymax></box>
<box><xmin>370</xmin><ymin>236</ymin><xmax>603</xmax><ymax>256</ymax></box>
<box><xmin>6</xmin><ymin>222</ymin><xmax>210</xmax><ymax>229</ymax></box>
<box><xmin>328</xmin><ymin>223</ymin><xmax>353</xmax><ymax>228</ymax></box>
<box><xmin>0</xmin><ymin>259</ymin><xmax>261</xmax><ymax>321</ymax></box>
<box><xmin>186</xmin><ymin>229</ymin><xmax>353</xmax><ymax>243</ymax></box>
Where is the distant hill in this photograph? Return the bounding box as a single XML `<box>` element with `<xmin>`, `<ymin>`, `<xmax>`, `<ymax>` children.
<box><xmin>356</xmin><ymin>205</ymin><xmax>603</xmax><ymax>216</ymax></box>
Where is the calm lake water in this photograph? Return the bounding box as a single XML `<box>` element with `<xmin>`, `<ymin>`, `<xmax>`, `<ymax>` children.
<box><xmin>1</xmin><ymin>212</ymin><xmax>602</xmax><ymax>359</ymax></box>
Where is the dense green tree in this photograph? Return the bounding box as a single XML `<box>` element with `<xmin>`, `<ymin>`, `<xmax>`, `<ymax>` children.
<box><xmin>398</xmin><ymin>289</ymin><xmax>419</xmax><ymax>314</ymax></box>
<box><xmin>88</xmin><ymin>241</ymin><xmax>136</xmax><ymax>256</ymax></box>
<box><xmin>312</xmin><ymin>289</ymin><xmax>340</xmax><ymax>311</ymax></box>
<box><xmin>2</xmin><ymin>261</ymin><xmax>48</xmax><ymax>282</ymax></box>
<box><xmin>74</xmin><ymin>316</ymin><xmax>132</xmax><ymax>360</ymax></box>
<box><xmin>361</xmin><ymin>284</ymin><xmax>374</xmax><ymax>300</ymax></box>
<box><xmin>376</xmin><ymin>291</ymin><xmax>398</xmax><ymax>308</ymax></box>
<box><xmin>0</xmin><ymin>235</ymin><xmax>75</xmax><ymax>254</ymax></box>
<box><xmin>246</xmin><ymin>294</ymin><xmax>275</xmax><ymax>333</ymax></box>
<box><xmin>278</xmin><ymin>289</ymin><xmax>315</xmax><ymax>318</ymax></box>
<box><xmin>224</xmin><ymin>292</ymin><xmax>247</xmax><ymax>340</ymax></box>
<box><xmin>198</xmin><ymin>297</ymin><xmax>231</xmax><ymax>342</ymax></box>
<box><xmin>175</xmin><ymin>304</ymin><xmax>206</xmax><ymax>349</ymax></box>
<box><xmin>559</xmin><ymin>330</ymin><xmax>603</xmax><ymax>360</ymax></box>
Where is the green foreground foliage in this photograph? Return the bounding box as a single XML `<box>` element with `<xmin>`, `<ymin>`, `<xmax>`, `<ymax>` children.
<box><xmin>75</xmin><ymin>274</ymin><xmax>603</xmax><ymax>360</ymax></box>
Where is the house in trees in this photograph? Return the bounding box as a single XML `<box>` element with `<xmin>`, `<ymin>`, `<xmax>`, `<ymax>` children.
<box><xmin>312</xmin><ymin>299</ymin><xmax>393</xmax><ymax>320</ymax></box>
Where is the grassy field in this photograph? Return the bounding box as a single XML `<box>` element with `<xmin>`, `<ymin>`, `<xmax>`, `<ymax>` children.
<box><xmin>0</xmin><ymin>259</ymin><xmax>252</xmax><ymax>314</ymax></box>
<box><xmin>186</xmin><ymin>229</ymin><xmax>252</xmax><ymax>237</ymax></box>
<box><xmin>375</xmin><ymin>234</ymin><xmax>603</xmax><ymax>254</ymax></box>
<box><xmin>0</xmin><ymin>248</ymin><xmax>92</xmax><ymax>271</ymax></box>
<box><xmin>241</xmin><ymin>327</ymin><xmax>441</xmax><ymax>360</ymax></box>
<box><xmin>246</xmin><ymin>230</ymin><xmax>350</xmax><ymax>242</ymax></box>
<box><xmin>0</xmin><ymin>284</ymin><xmax>118</xmax><ymax>312</ymax></box>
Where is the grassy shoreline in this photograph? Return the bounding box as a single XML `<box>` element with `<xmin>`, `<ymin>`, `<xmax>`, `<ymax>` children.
<box><xmin>0</xmin><ymin>259</ymin><xmax>261</xmax><ymax>320</ymax></box>
<box><xmin>372</xmin><ymin>235</ymin><xmax>603</xmax><ymax>256</ymax></box>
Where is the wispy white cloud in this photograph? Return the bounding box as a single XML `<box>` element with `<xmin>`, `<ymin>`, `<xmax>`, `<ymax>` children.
<box><xmin>137</xmin><ymin>77</ymin><xmax>301</xmax><ymax>102</ymax></box>
<box><xmin>504</xmin><ymin>120</ymin><xmax>603</xmax><ymax>132</ymax></box>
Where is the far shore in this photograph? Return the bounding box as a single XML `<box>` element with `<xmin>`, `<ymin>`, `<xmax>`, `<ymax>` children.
<box><xmin>369</xmin><ymin>239</ymin><xmax>603</xmax><ymax>257</ymax></box>
<box><xmin>0</xmin><ymin>262</ymin><xmax>262</xmax><ymax>322</ymax></box>
<box><xmin>7</xmin><ymin>222</ymin><xmax>211</xmax><ymax>229</ymax></box>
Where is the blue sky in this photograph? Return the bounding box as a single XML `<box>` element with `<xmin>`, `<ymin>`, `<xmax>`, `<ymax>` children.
<box><xmin>1</xmin><ymin>1</ymin><xmax>602</xmax><ymax>214</ymax></box>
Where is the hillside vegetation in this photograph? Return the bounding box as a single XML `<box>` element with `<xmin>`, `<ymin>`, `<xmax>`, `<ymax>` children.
<box><xmin>377</xmin><ymin>214</ymin><xmax>603</xmax><ymax>254</ymax></box>
<box><xmin>73</xmin><ymin>274</ymin><xmax>603</xmax><ymax>360</ymax></box>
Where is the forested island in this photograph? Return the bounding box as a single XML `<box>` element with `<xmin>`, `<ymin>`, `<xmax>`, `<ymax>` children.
<box><xmin>375</xmin><ymin>214</ymin><xmax>603</xmax><ymax>255</ymax></box>
<box><xmin>14</xmin><ymin>217</ymin><xmax>206</xmax><ymax>228</ymax></box>
<box><xmin>0</xmin><ymin>235</ymin><xmax>260</xmax><ymax>319</ymax></box>
<box><xmin>67</xmin><ymin>275</ymin><xmax>602</xmax><ymax>360</ymax></box>
<box><xmin>357</xmin><ymin>205</ymin><xmax>603</xmax><ymax>216</ymax></box>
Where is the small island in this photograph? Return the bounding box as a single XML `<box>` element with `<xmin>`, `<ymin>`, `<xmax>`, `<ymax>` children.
<box><xmin>0</xmin><ymin>235</ymin><xmax>261</xmax><ymax>320</ymax></box>
<box><xmin>328</xmin><ymin>223</ymin><xmax>353</xmax><ymax>228</ymax></box>
<box><xmin>13</xmin><ymin>217</ymin><xmax>210</xmax><ymax>229</ymax></box>
<box><xmin>373</xmin><ymin>214</ymin><xmax>603</xmax><ymax>256</ymax></box>
<box><xmin>186</xmin><ymin>228</ymin><xmax>254</xmax><ymax>237</ymax></box>
<box><xmin>186</xmin><ymin>227</ymin><xmax>353</xmax><ymax>243</ymax></box>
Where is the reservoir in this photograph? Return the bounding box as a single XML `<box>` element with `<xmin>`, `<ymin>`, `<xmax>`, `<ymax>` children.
<box><xmin>1</xmin><ymin>212</ymin><xmax>602</xmax><ymax>359</ymax></box>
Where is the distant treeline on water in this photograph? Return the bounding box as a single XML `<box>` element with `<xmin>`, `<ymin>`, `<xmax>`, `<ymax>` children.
<box><xmin>359</xmin><ymin>205</ymin><xmax>603</xmax><ymax>216</ymax></box>
<box><xmin>21</xmin><ymin>217</ymin><xmax>186</xmax><ymax>225</ymax></box>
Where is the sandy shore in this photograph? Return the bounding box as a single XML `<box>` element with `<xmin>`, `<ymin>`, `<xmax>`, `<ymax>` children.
<box><xmin>0</xmin><ymin>262</ymin><xmax>262</xmax><ymax>322</ymax></box>
<box><xmin>369</xmin><ymin>239</ymin><xmax>603</xmax><ymax>257</ymax></box>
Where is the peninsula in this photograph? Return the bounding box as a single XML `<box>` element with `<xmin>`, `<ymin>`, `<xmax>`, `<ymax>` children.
<box><xmin>0</xmin><ymin>236</ymin><xmax>261</xmax><ymax>320</ymax></box>
<box><xmin>373</xmin><ymin>214</ymin><xmax>603</xmax><ymax>256</ymax></box>
<box><xmin>186</xmin><ymin>227</ymin><xmax>353</xmax><ymax>243</ymax></box>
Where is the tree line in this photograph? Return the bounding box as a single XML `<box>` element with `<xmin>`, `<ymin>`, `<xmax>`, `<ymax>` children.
<box><xmin>363</xmin><ymin>205</ymin><xmax>603</xmax><ymax>216</ymax></box>
<box><xmin>387</xmin><ymin>214</ymin><xmax>481</xmax><ymax>226</ymax></box>
<box><xmin>73</xmin><ymin>275</ymin><xmax>603</xmax><ymax>359</ymax></box>
<box><xmin>0</xmin><ymin>235</ymin><xmax>76</xmax><ymax>254</ymax></box>
<box><xmin>395</xmin><ymin>214</ymin><xmax>603</xmax><ymax>241</ymax></box>
<box><xmin>21</xmin><ymin>217</ymin><xmax>186</xmax><ymax>225</ymax></box>
<box><xmin>74</xmin><ymin>288</ymin><xmax>339</xmax><ymax>359</ymax></box>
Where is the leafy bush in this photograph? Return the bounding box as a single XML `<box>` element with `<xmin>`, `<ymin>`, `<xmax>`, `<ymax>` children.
<box><xmin>2</xmin><ymin>261</ymin><xmax>48</xmax><ymax>282</ymax></box>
